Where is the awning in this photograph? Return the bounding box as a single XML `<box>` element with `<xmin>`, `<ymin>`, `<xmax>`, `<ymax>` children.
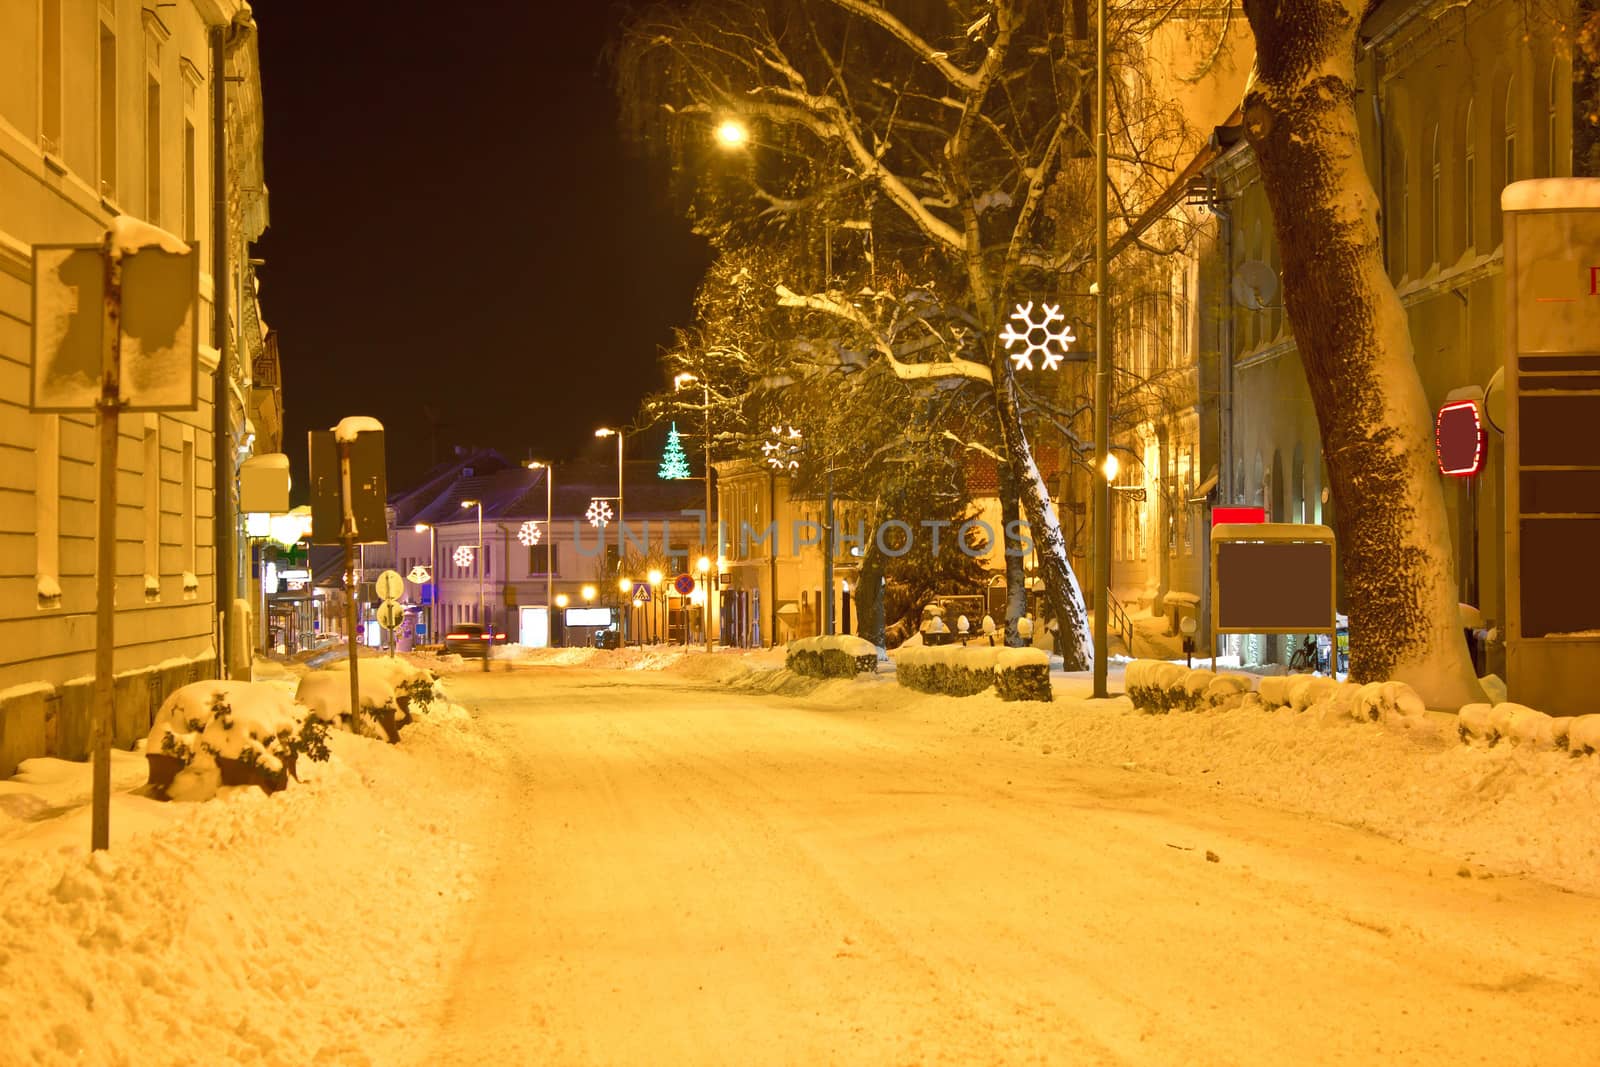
<box><xmin>1188</xmin><ymin>471</ymin><xmax>1219</xmax><ymax>503</ymax></box>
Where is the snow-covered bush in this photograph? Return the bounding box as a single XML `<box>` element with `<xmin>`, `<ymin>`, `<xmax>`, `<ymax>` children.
<box><xmin>146</xmin><ymin>681</ymin><xmax>329</xmax><ymax>801</ymax></box>
<box><xmin>1353</xmin><ymin>681</ymin><xmax>1427</xmax><ymax>725</ymax></box>
<box><xmin>1202</xmin><ymin>673</ymin><xmax>1254</xmax><ymax>711</ymax></box>
<box><xmin>1126</xmin><ymin>662</ymin><xmax>1255</xmax><ymax>713</ymax></box>
<box><xmin>327</xmin><ymin>656</ymin><xmax>440</xmax><ymax>713</ymax></box>
<box><xmin>1458</xmin><ymin>701</ymin><xmax>1573</xmax><ymax>751</ymax></box>
<box><xmin>1257</xmin><ymin>675</ymin><xmax>1295</xmax><ymax>710</ymax></box>
<box><xmin>1288</xmin><ymin>675</ymin><xmax>1338</xmax><ymax>712</ymax></box>
<box><xmin>295</xmin><ymin>670</ymin><xmax>405</xmax><ymax>742</ymax></box>
<box><xmin>1567</xmin><ymin>715</ymin><xmax>1600</xmax><ymax>755</ymax></box>
<box><xmin>785</xmin><ymin>635</ymin><xmax>879</xmax><ymax>678</ymax></box>
<box><xmin>892</xmin><ymin>645</ymin><xmax>1053</xmax><ymax>702</ymax></box>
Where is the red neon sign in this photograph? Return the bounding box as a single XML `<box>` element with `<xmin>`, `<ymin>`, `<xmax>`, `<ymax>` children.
<box><xmin>1212</xmin><ymin>506</ymin><xmax>1267</xmax><ymax>525</ymax></box>
<box><xmin>1435</xmin><ymin>400</ymin><xmax>1486</xmax><ymax>477</ymax></box>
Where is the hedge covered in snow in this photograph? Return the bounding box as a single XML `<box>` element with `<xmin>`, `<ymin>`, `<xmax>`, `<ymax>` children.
<box><xmin>146</xmin><ymin>681</ymin><xmax>331</xmax><ymax>801</ymax></box>
<box><xmin>1123</xmin><ymin>658</ymin><xmax>1600</xmax><ymax>756</ymax></box>
<box><xmin>785</xmin><ymin>635</ymin><xmax>880</xmax><ymax>678</ymax></box>
<box><xmin>890</xmin><ymin>645</ymin><xmax>1053</xmax><ymax>702</ymax></box>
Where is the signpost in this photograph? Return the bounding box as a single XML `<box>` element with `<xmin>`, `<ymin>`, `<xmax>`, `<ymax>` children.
<box><xmin>1210</xmin><ymin>523</ymin><xmax>1338</xmax><ymax>675</ymax></box>
<box><xmin>29</xmin><ymin>221</ymin><xmax>199</xmax><ymax>852</ymax></box>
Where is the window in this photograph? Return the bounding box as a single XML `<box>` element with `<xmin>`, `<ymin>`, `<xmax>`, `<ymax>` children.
<box><xmin>99</xmin><ymin>22</ymin><xmax>117</xmax><ymax>199</ymax></box>
<box><xmin>1505</xmin><ymin>77</ymin><xmax>1518</xmax><ymax>189</ymax></box>
<box><xmin>146</xmin><ymin>77</ymin><xmax>161</xmax><ymax>225</ymax></box>
<box><xmin>144</xmin><ymin>417</ymin><xmax>160</xmax><ymax>592</ymax></box>
<box><xmin>41</xmin><ymin>0</ymin><xmax>62</xmax><ymax>154</ymax></box>
<box><xmin>1430</xmin><ymin>124</ymin><xmax>1441</xmax><ymax>266</ymax></box>
<box><xmin>529</xmin><ymin>544</ymin><xmax>560</xmax><ymax>576</ymax></box>
<box><xmin>36</xmin><ymin>415</ymin><xmax>61</xmax><ymax>607</ymax></box>
<box><xmin>1464</xmin><ymin>99</ymin><xmax>1476</xmax><ymax>250</ymax></box>
<box><xmin>181</xmin><ymin>433</ymin><xmax>195</xmax><ymax>577</ymax></box>
<box><xmin>182</xmin><ymin>123</ymin><xmax>195</xmax><ymax>240</ymax></box>
<box><xmin>1549</xmin><ymin>58</ymin><xmax>1561</xmax><ymax>177</ymax></box>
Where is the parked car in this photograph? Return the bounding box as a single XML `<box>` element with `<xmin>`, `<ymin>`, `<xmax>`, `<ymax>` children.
<box><xmin>444</xmin><ymin>622</ymin><xmax>501</xmax><ymax>658</ymax></box>
<box><xmin>593</xmin><ymin>627</ymin><xmax>623</xmax><ymax>650</ymax></box>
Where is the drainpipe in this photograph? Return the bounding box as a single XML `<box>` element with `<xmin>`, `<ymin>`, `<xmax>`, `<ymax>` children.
<box><xmin>210</xmin><ymin>25</ymin><xmax>233</xmax><ymax>678</ymax></box>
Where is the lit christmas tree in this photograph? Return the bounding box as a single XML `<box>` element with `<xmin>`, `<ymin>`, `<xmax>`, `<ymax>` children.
<box><xmin>658</xmin><ymin>422</ymin><xmax>692</xmax><ymax>480</ymax></box>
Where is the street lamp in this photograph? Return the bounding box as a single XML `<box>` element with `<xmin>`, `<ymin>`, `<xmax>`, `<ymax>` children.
<box><xmin>414</xmin><ymin>522</ymin><xmax>435</xmax><ymax>644</ymax></box>
<box><xmin>1093</xmin><ymin>0</ymin><xmax>1112</xmax><ymax>699</ymax></box>
<box><xmin>697</xmin><ymin>554</ymin><xmax>712</xmax><ymax>653</ymax></box>
<box><xmin>461</xmin><ymin>499</ymin><xmax>486</xmax><ymax>671</ymax></box>
<box><xmin>582</xmin><ymin>584</ymin><xmax>597</xmax><ymax>602</ymax></box>
<box><xmin>714</xmin><ymin>118</ymin><xmax>748</xmax><ymax>149</ymax></box>
<box><xmin>677</xmin><ymin>373</ymin><xmax>716</xmax><ymax>651</ymax></box>
<box><xmin>525</xmin><ymin>461</ymin><xmax>555</xmax><ymax>649</ymax></box>
<box><xmin>647</xmin><ymin>567</ymin><xmax>663</xmax><ymax>645</ymax></box>
<box><xmin>595</xmin><ymin>428</ymin><xmax>625</xmax><ymax>638</ymax></box>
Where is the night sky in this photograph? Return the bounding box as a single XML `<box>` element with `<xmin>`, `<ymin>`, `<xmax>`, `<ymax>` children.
<box><xmin>255</xmin><ymin>2</ymin><xmax>711</xmax><ymax>493</ymax></box>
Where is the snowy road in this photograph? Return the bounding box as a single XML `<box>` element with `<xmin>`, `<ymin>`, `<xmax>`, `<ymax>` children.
<box><xmin>412</xmin><ymin>667</ymin><xmax>1598</xmax><ymax>1066</ymax></box>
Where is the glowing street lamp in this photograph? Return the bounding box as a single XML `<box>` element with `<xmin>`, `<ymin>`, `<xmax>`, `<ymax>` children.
<box><xmin>414</xmin><ymin>522</ymin><xmax>435</xmax><ymax>643</ymax></box>
<box><xmin>714</xmin><ymin>118</ymin><xmax>749</xmax><ymax>149</ymax></box>
<box><xmin>581</xmin><ymin>584</ymin><xmax>597</xmax><ymax>602</ymax></box>
<box><xmin>697</xmin><ymin>554</ymin><xmax>713</xmax><ymax>654</ymax></box>
<box><xmin>525</xmin><ymin>460</ymin><xmax>556</xmax><ymax>649</ymax></box>
<box><xmin>1101</xmin><ymin>452</ymin><xmax>1120</xmax><ymax>482</ymax></box>
<box><xmin>461</xmin><ymin>499</ymin><xmax>486</xmax><ymax>672</ymax></box>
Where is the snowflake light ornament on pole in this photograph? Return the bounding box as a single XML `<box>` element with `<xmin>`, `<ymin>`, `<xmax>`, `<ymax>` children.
<box><xmin>1000</xmin><ymin>301</ymin><xmax>1076</xmax><ymax>371</ymax></box>
<box><xmin>452</xmin><ymin>545</ymin><xmax>474</xmax><ymax>568</ymax></box>
<box><xmin>516</xmin><ymin>520</ymin><xmax>542</xmax><ymax>547</ymax></box>
<box><xmin>585</xmin><ymin>498</ymin><xmax>613</xmax><ymax>527</ymax></box>
<box><xmin>762</xmin><ymin>425</ymin><xmax>802</xmax><ymax>471</ymax></box>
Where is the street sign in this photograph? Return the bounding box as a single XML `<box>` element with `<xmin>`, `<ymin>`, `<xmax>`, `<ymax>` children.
<box><xmin>673</xmin><ymin>573</ymin><xmax>695</xmax><ymax>596</ymax></box>
<box><xmin>375</xmin><ymin>569</ymin><xmax>405</xmax><ymax>601</ymax></box>
<box><xmin>1211</xmin><ymin>523</ymin><xmax>1337</xmax><ymax>634</ymax></box>
<box><xmin>377</xmin><ymin>601</ymin><xmax>405</xmax><ymax>630</ymax></box>
<box><xmin>307</xmin><ymin>429</ymin><xmax>388</xmax><ymax>544</ymax></box>
<box><xmin>407</xmin><ymin>565</ymin><xmax>432</xmax><ymax>585</ymax></box>
<box><xmin>632</xmin><ymin>581</ymin><xmax>653</xmax><ymax>602</ymax></box>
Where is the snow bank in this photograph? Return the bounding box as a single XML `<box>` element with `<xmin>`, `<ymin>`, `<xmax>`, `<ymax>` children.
<box><xmin>0</xmin><ymin>700</ymin><xmax>493</xmax><ymax>1065</ymax></box>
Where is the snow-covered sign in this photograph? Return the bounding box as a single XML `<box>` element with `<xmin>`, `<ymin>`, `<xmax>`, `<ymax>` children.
<box><xmin>516</xmin><ymin>520</ymin><xmax>542</xmax><ymax>547</ymax></box>
<box><xmin>586</xmin><ymin>499</ymin><xmax>613</xmax><ymax>527</ymax></box>
<box><xmin>375</xmin><ymin>570</ymin><xmax>405</xmax><ymax>602</ymax></box>
<box><xmin>999</xmin><ymin>301</ymin><xmax>1076</xmax><ymax>372</ymax></box>
<box><xmin>30</xmin><ymin>227</ymin><xmax>200</xmax><ymax>412</ymax></box>
<box><xmin>1210</xmin><ymin>523</ymin><xmax>1337</xmax><ymax>636</ymax></box>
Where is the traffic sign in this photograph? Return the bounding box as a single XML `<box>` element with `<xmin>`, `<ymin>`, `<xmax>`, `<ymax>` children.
<box><xmin>632</xmin><ymin>581</ymin><xmax>652</xmax><ymax>602</ymax></box>
<box><xmin>377</xmin><ymin>601</ymin><xmax>405</xmax><ymax>630</ymax></box>
<box><xmin>673</xmin><ymin>573</ymin><xmax>695</xmax><ymax>596</ymax></box>
<box><xmin>375</xmin><ymin>569</ymin><xmax>405</xmax><ymax>601</ymax></box>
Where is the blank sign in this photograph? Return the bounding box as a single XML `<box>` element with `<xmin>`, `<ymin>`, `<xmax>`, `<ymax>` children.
<box><xmin>1216</xmin><ymin>540</ymin><xmax>1335</xmax><ymax>632</ymax></box>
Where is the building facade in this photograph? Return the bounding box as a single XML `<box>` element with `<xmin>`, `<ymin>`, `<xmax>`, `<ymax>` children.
<box><xmin>0</xmin><ymin>0</ymin><xmax>276</xmax><ymax>773</ymax></box>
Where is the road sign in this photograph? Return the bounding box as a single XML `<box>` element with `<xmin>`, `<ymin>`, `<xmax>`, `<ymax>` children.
<box><xmin>377</xmin><ymin>601</ymin><xmax>405</xmax><ymax>630</ymax></box>
<box><xmin>673</xmin><ymin>573</ymin><xmax>695</xmax><ymax>596</ymax></box>
<box><xmin>375</xmin><ymin>569</ymin><xmax>405</xmax><ymax>601</ymax></box>
<box><xmin>632</xmin><ymin>581</ymin><xmax>653</xmax><ymax>602</ymax></box>
<box><xmin>307</xmin><ymin>429</ymin><xmax>388</xmax><ymax>544</ymax></box>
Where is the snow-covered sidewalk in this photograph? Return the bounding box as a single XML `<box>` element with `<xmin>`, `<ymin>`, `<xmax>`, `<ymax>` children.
<box><xmin>0</xmin><ymin>688</ymin><xmax>498</xmax><ymax>1066</ymax></box>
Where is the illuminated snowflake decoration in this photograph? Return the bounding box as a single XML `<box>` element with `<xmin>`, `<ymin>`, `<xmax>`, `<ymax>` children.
<box><xmin>516</xmin><ymin>520</ymin><xmax>542</xmax><ymax>547</ymax></box>
<box><xmin>586</xmin><ymin>499</ymin><xmax>614</xmax><ymax>527</ymax></box>
<box><xmin>452</xmin><ymin>545</ymin><xmax>474</xmax><ymax>568</ymax></box>
<box><xmin>1000</xmin><ymin>301</ymin><xmax>1076</xmax><ymax>371</ymax></box>
<box><xmin>762</xmin><ymin>425</ymin><xmax>802</xmax><ymax>471</ymax></box>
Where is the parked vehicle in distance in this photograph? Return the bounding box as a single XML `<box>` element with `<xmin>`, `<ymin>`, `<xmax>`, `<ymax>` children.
<box><xmin>593</xmin><ymin>627</ymin><xmax>623</xmax><ymax>650</ymax></box>
<box><xmin>444</xmin><ymin>622</ymin><xmax>502</xmax><ymax>658</ymax></box>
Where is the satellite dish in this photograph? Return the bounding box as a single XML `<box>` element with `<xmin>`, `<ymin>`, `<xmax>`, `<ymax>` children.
<box><xmin>1231</xmin><ymin>260</ymin><xmax>1279</xmax><ymax>310</ymax></box>
<box><xmin>1484</xmin><ymin>366</ymin><xmax>1506</xmax><ymax>433</ymax></box>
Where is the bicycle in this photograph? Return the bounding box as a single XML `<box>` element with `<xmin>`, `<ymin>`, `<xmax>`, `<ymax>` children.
<box><xmin>1288</xmin><ymin>634</ymin><xmax>1321</xmax><ymax>673</ymax></box>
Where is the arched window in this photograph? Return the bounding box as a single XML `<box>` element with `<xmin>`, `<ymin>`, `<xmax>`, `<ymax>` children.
<box><xmin>1549</xmin><ymin>57</ymin><xmax>1561</xmax><ymax>177</ymax></box>
<box><xmin>1430</xmin><ymin>123</ymin><xmax>1442</xmax><ymax>266</ymax></box>
<box><xmin>1464</xmin><ymin>99</ymin><xmax>1477</xmax><ymax>250</ymax></box>
<box><xmin>1391</xmin><ymin>138</ymin><xmax>1408</xmax><ymax>279</ymax></box>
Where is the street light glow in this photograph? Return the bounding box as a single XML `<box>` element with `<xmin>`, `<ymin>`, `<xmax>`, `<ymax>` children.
<box><xmin>674</xmin><ymin>372</ymin><xmax>698</xmax><ymax>389</ymax></box>
<box><xmin>618</xmin><ymin>576</ymin><xmax>632</xmax><ymax>593</ymax></box>
<box><xmin>595</xmin><ymin>427</ymin><xmax>617</xmax><ymax>438</ymax></box>
<box><xmin>697</xmin><ymin>555</ymin><xmax>711</xmax><ymax>574</ymax></box>
<box><xmin>714</xmin><ymin>118</ymin><xmax>748</xmax><ymax>148</ymax></box>
<box><xmin>461</xmin><ymin>499</ymin><xmax>478</xmax><ymax>509</ymax></box>
<box><xmin>647</xmin><ymin>568</ymin><xmax>663</xmax><ymax>586</ymax></box>
<box><xmin>581</xmin><ymin>584</ymin><xmax>597</xmax><ymax>602</ymax></box>
<box><xmin>555</xmin><ymin>593</ymin><xmax>569</xmax><ymax>608</ymax></box>
<box><xmin>414</xmin><ymin>523</ymin><xmax>429</xmax><ymax>533</ymax></box>
<box><xmin>1101</xmin><ymin>453</ymin><xmax>1119</xmax><ymax>482</ymax></box>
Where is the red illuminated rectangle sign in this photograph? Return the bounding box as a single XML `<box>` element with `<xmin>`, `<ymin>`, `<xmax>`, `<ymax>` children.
<box><xmin>1436</xmin><ymin>400</ymin><xmax>1486</xmax><ymax>476</ymax></box>
<box><xmin>1212</xmin><ymin>506</ymin><xmax>1267</xmax><ymax>526</ymax></box>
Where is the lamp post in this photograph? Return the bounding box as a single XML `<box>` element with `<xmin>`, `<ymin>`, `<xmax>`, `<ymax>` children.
<box><xmin>525</xmin><ymin>461</ymin><xmax>555</xmax><ymax>648</ymax></box>
<box><xmin>676</xmin><ymin>372</ymin><xmax>717</xmax><ymax>651</ymax></box>
<box><xmin>414</xmin><ymin>522</ymin><xmax>435</xmax><ymax>644</ymax></box>
<box><xmin>1092</xmin><ymin>0</ymin><xmax>1112</xmax><ymax>699</ymax></box>
<box><xmin>461</xmin><ymin>499</ymin><xmax>486</xmax><ymax>671</ymax></box>
<box><xmin>697</xmin><ymin>554</ymin><xmax>712</xmax><ymax>653</ymax></box>
<box><xmin>647</xmin><ymin>567</ymin><xmax>664</xmax><ymax>645</ymax></box>
<box><xmin>596</xmin><ymin>426</ymin><xmax>624</xmax><ymax>637</ymax></box>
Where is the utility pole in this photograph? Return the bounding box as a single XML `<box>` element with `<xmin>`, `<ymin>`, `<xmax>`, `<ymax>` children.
<box><xmin>1093</xmin><ymin>0</ymin><xmax>1112</xmax><ymax>699</ymax></box>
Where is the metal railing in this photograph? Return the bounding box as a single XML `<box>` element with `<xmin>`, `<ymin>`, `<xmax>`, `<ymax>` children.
<box><xmin>1105</xmin><ymin>589</ymin><xmax>1134</xmax><ymax>655</ymax></box>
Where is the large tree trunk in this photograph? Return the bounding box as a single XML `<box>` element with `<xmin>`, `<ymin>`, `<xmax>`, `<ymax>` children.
<box><xmin>1240</xmin><ymin>0</ymin><xmax>1484</xmax><ymax>707</ymax></box>
<box><xmin>993</xmin><ymin>365</ymin><xmax>1094</xmax><ymax>669</ymax></box>
<box><xmin>855</xmin><ymin>538</ymin><xmax>887</xmax><ymax>648</ymax></box>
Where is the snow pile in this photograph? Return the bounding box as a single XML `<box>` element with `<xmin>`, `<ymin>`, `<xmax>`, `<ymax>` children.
<box><xmin>294</xmin><ymin>669</ymin><xmax>398</xmax><ymax>724</ymax></box>
<box><xmin>786</xmin><ymin>635</ymin><xmax>880</xmax><ymax>678</ymax></box>
<box><xmin>0</xmin><ymin>709</ymin><xmax>494</xmax><ymax>1065</ymax></box>
<box><xmin>787</xmin><ymin>634</ymin><xmax>880</xmax><ymax>657</ymax></box>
